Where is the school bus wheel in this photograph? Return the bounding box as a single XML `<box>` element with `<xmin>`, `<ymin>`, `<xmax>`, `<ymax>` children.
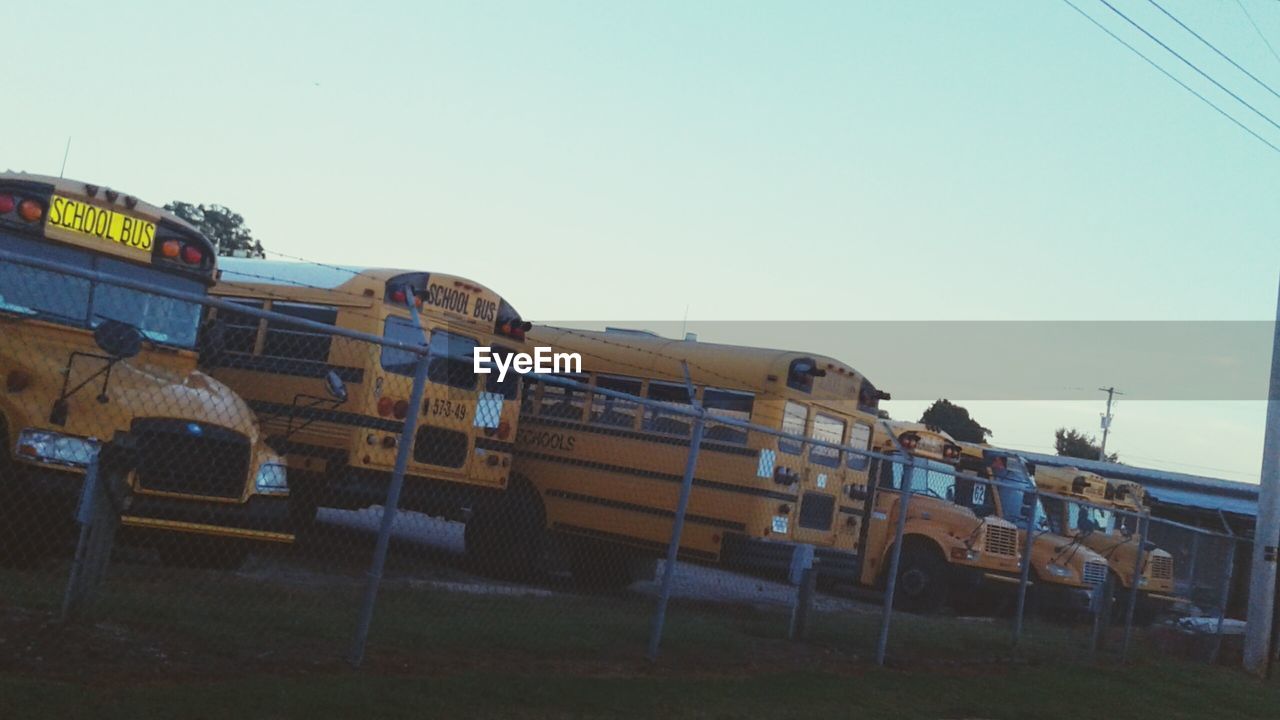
<box><xmin>567</xmin><ymin>538</ymin><xmax>646</xmax><ymax>591</ymax></box>
<box><xmin>464</xmin><ymin>478</ymin><xmax>546</xmax><ymax>580</ymax></box>
<box><xmin>287</xmin><ymin>470</ymin><xmax>330</xmax><ymax>530</ymax></box>
<box><xmin>0</xmin><ymin>416</ymin><xmax>68</xmax><ymax>568</ymax></box>
<box><xmin>892</xmin><ymin>539</ymin><xmax>949</xmax><ymax>614</ymax></box>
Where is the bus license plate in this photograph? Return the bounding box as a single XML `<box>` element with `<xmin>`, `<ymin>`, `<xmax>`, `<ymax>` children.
<box><xmin>47</xmin><ymin>195</ymin><xmax>156</xmax><ymax>253</ymax></box>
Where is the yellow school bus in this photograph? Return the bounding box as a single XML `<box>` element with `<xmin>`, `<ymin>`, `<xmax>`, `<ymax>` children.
<box><xmin>0</xmin><ymin>172</ymin><xmax>290</xmax><ymax>566</ymax></box>
<box><xmin>862</xmin><ymin>423</ymin><xmax>1024</xmax><ymax>612</ymax></box>
<box><xmin>957</xmin><ymin>445</ymin><xmax>1112</xmax><ymax>615</ymax></box>
<box><xmin>205</xmin><ymin>259</ymin><xmax>530</xmax><ymax>526</ymax></box>
<box><xmin>1034</xmin><ymin>465</ymin><xmax>1178</xmax><ymax>620</ymax></box>
<box><xmin>507</xmin><ymin>328</ymin><xmax>1023</xmax><ymax>607</ymax></box>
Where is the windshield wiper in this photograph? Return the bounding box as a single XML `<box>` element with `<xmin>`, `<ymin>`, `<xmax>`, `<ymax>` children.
<box><xmin>0</xmin><ymin>302</ymin><xmax>39</xmax><ymax>320</ymax></box>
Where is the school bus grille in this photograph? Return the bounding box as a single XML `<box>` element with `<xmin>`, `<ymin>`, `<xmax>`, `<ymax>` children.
<box><xmin>1083</xmin><ymin>560</ymin><xmax>1109</xmax><ymax>586</ymax></box>
<box><xmin>1149</xmin><ymin>555</ymin><xmax>1174</xmax><ymax>581</ymax></box>
<box><xmin>131</xmin><ymin>419</ymin><xmax>252</xmax><ymax>500</ymax></box>
<box><xmin>982</xmin><ymin>525</ymin><xmax>1018</xmax><ymax>557</ymax></box>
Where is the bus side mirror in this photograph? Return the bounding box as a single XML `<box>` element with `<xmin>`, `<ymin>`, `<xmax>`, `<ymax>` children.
<box><xmin>324</xmin><ymin>370</ymin><xmax>348</xmax><ymax>403</ymax></box>
<box><xmin>1077</xmin><ymin>516</ymin><xmax>1096</xmax><ymax>536</ymax></box>
<box><xmin>94</xmin><ymin>320</ymin><xmax>143</xmax><ymax>360</ymax></box>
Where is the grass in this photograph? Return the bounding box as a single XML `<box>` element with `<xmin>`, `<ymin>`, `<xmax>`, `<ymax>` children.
<box><xmin>3</xmin><ymin>663</ymin><xmax>1278</xmax><ymax>720</ymax></box>
<box><xmin>2</xmin><ymin>563</ymin><xmax>1278</xmax><ymax>718</ymax></box>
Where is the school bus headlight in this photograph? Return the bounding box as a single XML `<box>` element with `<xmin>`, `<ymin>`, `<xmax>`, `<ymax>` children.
<box><xmin>254</xmin><ymin>463</ymin><xmax>289</xmax><ymax>495</ymax></box>
<box><xmin>1045</xmin><ymin>563</ymin><xmax>1073</xmax><ymax>579</ymax></box>
<box><xmin>15</xmin><ymin>430</ymin><xmax>99</xmax><ymax>467</ymax></box>
<box><xmin>950</xmin><ymin>547</ymin><xmax>979</xmax><ymax>562</ymax></box>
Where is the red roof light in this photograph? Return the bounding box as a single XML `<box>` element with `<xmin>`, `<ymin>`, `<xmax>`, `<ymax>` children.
<box><xmin>17</xmin><ymin>199</ymin><xmax>43</xmax><ymax>223</ymax></box>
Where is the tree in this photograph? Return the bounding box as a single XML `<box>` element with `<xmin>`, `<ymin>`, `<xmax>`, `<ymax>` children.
<box><xmin>163</xmin><ymin>202</ymin><xmax>265</xmax><ymax>258</ymax></box>
<box><xmin>1054</xmin><ymin>428</ymin><xmax>1118</xmax><ymax>463</ymax></box>
<box><xmin>919</xmin><ymin>399</ymin><xmax>991</xmax><ymax>443</ymax></box>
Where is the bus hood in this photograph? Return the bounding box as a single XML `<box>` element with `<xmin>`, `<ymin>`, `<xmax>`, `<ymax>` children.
<box><xmin>107</xmin><ymin>361</ymin><xmax>261</xmax><ymax>441</ymax></box>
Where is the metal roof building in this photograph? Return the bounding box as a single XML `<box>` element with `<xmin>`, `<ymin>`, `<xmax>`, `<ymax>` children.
<box><xmin>1009</xmin><ymin>450</ymin><xmax>1260</xmax><ymax>535</ymax></box>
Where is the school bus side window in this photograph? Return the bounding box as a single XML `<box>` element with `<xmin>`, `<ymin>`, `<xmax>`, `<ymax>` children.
<box><xmin>427</xmin><ymin>330</ymin><xmax>478</xmax><ymax>389</ymax></box>
<box><xmin>264</xmin><ymin>302</ymin><xmax>338</xmax><ymax>362</ymax></box>
<box><xmin>643</xmin><ymin>381</ymin><xmax>694</xmax><ymax>437</ymax></box>
<box><xmin>703</xmin><ymin>388</ymin><xmax>753</xmax><ymax>444</ymax></box>
<box><xmin>809</xmin><ymin>413</ymin><xmax>844</xmax><ymax>467</ymax></box>
<box><xmin>847</xmin><ymin>421</ymin><xmax>872</xmax><ymax>471</ymax></box>
<box><xmin>216</xmin><ymin>299</ymin><xmax>264</xmax><ymax>355</ymax></box>
<box><xmin>540</xmin><ymin>375</ymin><xmax>587</xmax><ymax>420</ymax></box>
<box><xmin>521</xmin><ymin>379</ymin><xmax>538</xmax><ymax>414</ymax></box>
<box><xmin>590</xmin><ymin>375</ymin><xmax>642</xmax><ymax>429</ymax></box>
<box><xmin>778</xmin><ymin>401</ymin><xmax>807</xmax><ymax>455</ymax></box>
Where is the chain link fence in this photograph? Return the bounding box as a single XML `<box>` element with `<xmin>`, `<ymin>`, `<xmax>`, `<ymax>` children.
<box><xmin>0</xmin><ymin>250</ymin><xmax>1264</xmax><ymax>678</ymax></box>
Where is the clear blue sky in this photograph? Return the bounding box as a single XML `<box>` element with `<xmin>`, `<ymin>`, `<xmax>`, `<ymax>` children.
<box><xmin>5</xmin><ymin>0</ymin><xmax>1278</xmax><ymax>481</ymax></box>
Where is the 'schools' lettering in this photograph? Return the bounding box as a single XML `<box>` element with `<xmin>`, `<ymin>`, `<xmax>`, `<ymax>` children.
<box><xmin>473</xmin><ymin>347</ymin><xmax>581</xmax><ymax>382</ymax></box>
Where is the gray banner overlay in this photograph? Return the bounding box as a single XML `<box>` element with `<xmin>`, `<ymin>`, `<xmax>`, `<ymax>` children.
<box><xmin>534</xmin><ymin>321</ymin><xmax>1276</xmax><ymax>401</ymax></box>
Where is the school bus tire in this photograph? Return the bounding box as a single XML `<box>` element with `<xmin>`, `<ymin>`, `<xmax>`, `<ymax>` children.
<box><xmin>0</xmin><ymin>416</ymin><xmax>51</xmax><ymax>568</ymax></box>
<box><xmin>286</xmin><ymin>471</ymin><xmax>326</xmax><ymax>531</ymax></box>
<box><xmin>465</xmin><ymin>478</ymin><xmax>546</xmax><ymax>580</ymax></box>
<box><xmin>1108</xmin><ymin>571</ymin><xmax>1156</xmax><ymax>627</ymax></box>
<box><xmin>567</xmin><ymin>538</ymin><xmax>645</xmax><ymax>591</ymax></box>
<box><xmin>892</xmin><ymin>538</ymin><xmax>949</xmax><ymax>614</ymax></box>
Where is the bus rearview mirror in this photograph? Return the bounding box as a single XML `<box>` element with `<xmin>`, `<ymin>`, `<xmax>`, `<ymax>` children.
<box><xmin>93</xmin><ymin>320</ymin><xmax>143</xmax><ymax>360</ymax></box>
<box><xmin>324</xmin><ymin>370</ymin><xmax>349</xmax><ymax>403</ymax></box>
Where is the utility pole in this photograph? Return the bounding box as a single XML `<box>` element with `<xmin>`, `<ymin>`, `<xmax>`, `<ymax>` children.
<box><xmin>1244</xmin><ymin>276</ymin><xmax>1280</xmax><ymax>676</ymax></box>
<box><xmin>1098</xmin><ymin>386</ymin><xmax>1122</xmax><ymax>461</ymax></box>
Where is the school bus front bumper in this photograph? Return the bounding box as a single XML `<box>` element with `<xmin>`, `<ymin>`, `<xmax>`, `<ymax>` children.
<box><xmin>122</xmin><ymin>494</ymin><xmax>294</xmax><ymax>544</ymax></box>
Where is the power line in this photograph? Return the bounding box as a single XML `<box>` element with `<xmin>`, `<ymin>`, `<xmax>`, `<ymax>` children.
<box><xmin>1234</xmin><ymin>0</ymin><xmax>1280</xmax><ymax>71</ymax></box>
<box><xmin>1059</xmin><ymin>0</ymin><xmax>1280</xmax><ymax>154</ymax></box>
<box><xmin>1145</xmin><ymin>0</ymin><xmax>1280</xmax><ymax>101</ymax></box>
<box><xmin>1095</xmin><ymin>0</ymin><xmax>1280</xmax><ymax>134</ymax></box>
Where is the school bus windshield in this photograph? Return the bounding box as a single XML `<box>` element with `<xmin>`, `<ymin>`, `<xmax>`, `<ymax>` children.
<box><xmin>0</xmin><ymin>231</ymin><xmax>204</xmax><ymax>348</ymax></box>
<box><xmin>1040</xmin><ymin>495</ymin><xmax>1115</xmax><ymax>537</ymax></box>
<box><xmin>990</xmin><ymin>457</ymin><xmax>1050</xmax><ymax>532</ymax></box>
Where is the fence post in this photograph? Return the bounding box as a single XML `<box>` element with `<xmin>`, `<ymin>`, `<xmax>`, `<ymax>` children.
<box><xmin>1121</xmin><ymin>513</ymin><xmax>1149</xmax><ymax>660</ymax></box>
<box><xmin>646</xmin><ymin>363</ymin><xmax>704</xmax><ymax>662</ymax></box>
<box><xmin>1011</xmin><ymin>489</ymin><xmax>1037</xmax><ymax>647</ymax></box>
<box><xmin>789</xmin><ymin>544</ymin><xmax>816</xmax><ymax>641</ymax></box>
<box><xmin>1090</xmin><ymin>573</ymin><xmax>1113</xmax><ymax>656</ymax></box>
<box><xmin>61</xmin><ymin>444</ymin><xmax>130</xmax><ymax>622</ymax></box>
<box><xmin>62</xmin><ymin>452</ymin><xmax>103</xmax><ymax>622</ymax></box>
<box><xmin>1186</xmin><ymin>531</ymin><xmax>1200</xmax><ymax>600</ymax></box>
<box><xmin>875</xmin><ymin>456</ymin><xmax>915</xmax><ymax>667</ymax></box>
<box><xmin>348</xmin><ymin>347</ymin><xmax>430</xmax><ymax>667</ymax></box>
<box><xmin>1211</xmin><ymin>538</ymin><xmax>1238</xmax><ymax>665</ymax></box>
